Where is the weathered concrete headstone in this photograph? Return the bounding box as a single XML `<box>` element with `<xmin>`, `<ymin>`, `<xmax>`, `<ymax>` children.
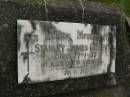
<box><xmin>0</xmin><ymin>0</ymin><xmax>130</xmax><ymax>97</ymax></box>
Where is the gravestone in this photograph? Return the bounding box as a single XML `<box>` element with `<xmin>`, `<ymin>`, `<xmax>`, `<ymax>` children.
<box><xmin>0</xmin><ymin>0</ymin><xmax>130</xmax><ymax>97</ymax></box>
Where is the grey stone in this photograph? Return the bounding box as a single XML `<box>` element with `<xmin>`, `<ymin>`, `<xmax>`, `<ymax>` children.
<box><xmin>0</xmin><ymin>0</ymin><xmax>130</xmax><ymax>97</ymax></box>
<box><xmin>127</xmin><ymin>17</ymin><xmax>130</xmax><ymax>28</ymax></box>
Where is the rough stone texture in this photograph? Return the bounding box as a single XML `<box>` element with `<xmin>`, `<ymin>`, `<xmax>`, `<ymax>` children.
<box><xmin>0</xmin><ymin>0</ymin><xmax>130</xmax><ymax>97</ymax></box>
<box><xmin>127</xmin><ymin>17</ymin><xmax>130</xmax><ymax>28</ymax></box>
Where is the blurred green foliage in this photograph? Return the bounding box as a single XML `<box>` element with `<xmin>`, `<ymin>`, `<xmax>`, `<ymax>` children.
<box><xmin>96</xmin><ymin>0</ymin><xmax>130</xmax><ymax>16</ymax></box>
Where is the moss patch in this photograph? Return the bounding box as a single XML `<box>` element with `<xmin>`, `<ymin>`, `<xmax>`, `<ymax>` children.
<box><xmin>96</xmin><ymin>0</ymin><xmax>130</xmax><ymax>16</ymax></box>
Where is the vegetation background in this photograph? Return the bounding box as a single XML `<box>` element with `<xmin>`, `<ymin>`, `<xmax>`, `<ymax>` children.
<box><xmin>96</xmin><ymin>0</ymin><xmax>130</xmax><ymax>16</ymax></box>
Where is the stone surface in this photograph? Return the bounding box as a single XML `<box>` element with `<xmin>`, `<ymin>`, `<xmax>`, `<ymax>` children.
<box><xmin>0</xmin><ymin>0</ymin><xmax>130</xmax><ymax>97</ymax></box>
<box><xmin>17</xmin><ymin>20</ymin><xmax>116</xmax><ymax>84</ymax></box>
<box><xmin>127</xmin><ymin>17</ymin><xmax>130</xmax><ymax>28</ymax></box>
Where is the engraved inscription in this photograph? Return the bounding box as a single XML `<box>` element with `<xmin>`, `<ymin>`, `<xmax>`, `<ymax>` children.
<box><xmin>17</xmin><ymin>20</ymin><xmax>116</xmax><ymax>84</ymax></box>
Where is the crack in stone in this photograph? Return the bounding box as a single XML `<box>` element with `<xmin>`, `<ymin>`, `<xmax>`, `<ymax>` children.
<box><xmin>78</xmin><ymin>0</ymin><xmax>85</xmax><ymax>22</ymax></box>
<box><xmin>44</xmin><ymin>0</ymin><xmax>48</xmax><ymax>19</ymax></box>
<box><xmin>126</xmin><ymin>17</ymin><xmax>130</xmax><ymax>28</ymax></box>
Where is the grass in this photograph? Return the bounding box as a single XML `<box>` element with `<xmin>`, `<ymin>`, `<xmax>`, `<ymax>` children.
<box><xmin>96</xmin><ymin>0</ymin><xmax>130</xmax><ymax>16</ymax></box>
